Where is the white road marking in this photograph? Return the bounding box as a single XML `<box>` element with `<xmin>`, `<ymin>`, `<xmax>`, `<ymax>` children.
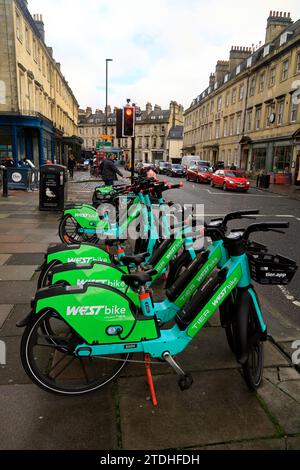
<box><xmin>278</xmin><ymin>285</ymin><xmax>300</xmax><ymax>308</ymax></box>
<box><xmin>193</xmin><ymin>187</ymin><xmax>282</xmax><ymax>197</ymax></box>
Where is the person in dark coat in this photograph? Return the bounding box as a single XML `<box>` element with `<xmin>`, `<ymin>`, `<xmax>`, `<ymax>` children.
<box><xmin>68</xmin><ymin>152</ymin><xmax>76</xmax><ymax>179</ymax></box>
<box><xmin>101</xmin><ymin>154</ymin><xmax>123</xmax><ymax>186</ymax></box>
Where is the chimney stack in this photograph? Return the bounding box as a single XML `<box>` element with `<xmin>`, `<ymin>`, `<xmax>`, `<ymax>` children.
<box><xmin>146</xmin><ymin>102</ymin><xmax>152</xmax><ymax>115</ymax></box>
<box><xmin>33</xmin><ymin>14</ymin><xmax>45</xmax><ymax>42</ymax></box>
<box><xmin>229</xmin><ymin>46</ymin><xmax>252</xmax><ymax>72</ymax></box>
<box><xmin>209</xmin><ymin>73</ymin><xmax>215</xmax><ymax>87</ymax></box>
<box><xmin>215</xmin><ymin>60</ymin><xmax>229</xmax><ymax>83</ymax></box>
<box><xmin>265</xmin><ymin>11</ymin><xmax>292</xmax><ymax>43</ymax></box>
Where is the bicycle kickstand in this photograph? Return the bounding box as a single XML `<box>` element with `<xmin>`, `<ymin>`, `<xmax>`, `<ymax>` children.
<box><xmin>163</xmin><ymin>352</ymin><xmax>193</xmax><ymax>391</ymax></box>
<box><xmin>144</xmin><ymin>354</ymin><xmax>158</xmax><ymax>407</ymax></box>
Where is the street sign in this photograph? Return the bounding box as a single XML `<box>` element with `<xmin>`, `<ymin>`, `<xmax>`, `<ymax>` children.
<box><xmin>96</xmin><ymin>141</ymin><xmax>112</xmax><ymax>150</ymax></box>
<box><xmin>100</xmin><ymin>134</ymin><xmax>113</xmax><ymax>140</ymax></box>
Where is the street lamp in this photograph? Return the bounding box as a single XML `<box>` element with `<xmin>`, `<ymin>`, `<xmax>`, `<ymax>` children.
<box><xmin>105</xmin><ymin>59</ymin><xmax>113</xmax><ymax>136</ymax></box>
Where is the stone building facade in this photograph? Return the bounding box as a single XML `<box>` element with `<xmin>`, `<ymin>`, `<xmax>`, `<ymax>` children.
<box><xmin>79</xmin><ymin>101</ymin><xmax>184</xmax><ymax>163</ymax></box>
<box><xmin>0</xmin><ymin>0</ymin><xmax>80</xmax><ymax>166</ymax></box>
<box><xmin>183</xmin><ymin>11</ymin><xmax>300</xmax><ymax>184</ymax></box>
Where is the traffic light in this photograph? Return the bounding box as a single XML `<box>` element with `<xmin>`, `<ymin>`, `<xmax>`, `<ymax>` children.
<box><xmin>122</xmin><ymin>106</ymin><xmax>135</xmax><ymax>137</ymax></box>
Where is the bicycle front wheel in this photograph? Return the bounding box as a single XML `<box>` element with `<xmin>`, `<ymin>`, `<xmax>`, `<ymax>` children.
<box><xmin>242</xmin><ymin>305</ymin><xmax>264</xmax><ymax>390</ymax></box>
<box><xmin>21</xmin><ymin>309</ymin><xmax>130</xmax><ymax>396</ymax></box>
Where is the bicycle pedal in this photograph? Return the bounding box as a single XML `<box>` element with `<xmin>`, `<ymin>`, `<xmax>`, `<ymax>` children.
<box><xmin>178</xmin><ymin>373</ymin><xmax>193</xmax><ymax>391</ymax></box>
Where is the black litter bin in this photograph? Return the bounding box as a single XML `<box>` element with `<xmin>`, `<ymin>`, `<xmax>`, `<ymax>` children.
<box><xmin>39</xmin><ymin>164</ymin><xmax>68</xmax><ymax>211</ymax></box>
<box><xmin>260</xmin><ymin>174</ymin><xmax>270</xmax><ymax>189</ymax></box>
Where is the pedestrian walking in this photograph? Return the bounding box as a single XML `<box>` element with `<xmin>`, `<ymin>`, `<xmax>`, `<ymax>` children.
<box><xmin>101</xmin><ymin>154</ymin><xmax>123</xmax><ymax>186</ymax></box>
<box><xmin>68</xmin><ymin>152</ymin><xmax>76</xmax><ymax>179</ymax></box>
<box><xmin>146</xmin><ymin>166</ymin><xmax>158</xmax><ymax>181</ymax></box>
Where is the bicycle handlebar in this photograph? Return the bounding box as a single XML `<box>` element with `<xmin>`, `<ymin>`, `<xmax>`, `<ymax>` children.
<box><xmin>243</xmin><ymin>222</ymin><xmax>289</xmax><ymax>240</ymax></box>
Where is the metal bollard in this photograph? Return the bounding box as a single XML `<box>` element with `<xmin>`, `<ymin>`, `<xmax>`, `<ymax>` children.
<box><xmin>1</xmin><ymin>166</ymin><xmax>8</xmax><ymax>197</ymax></box>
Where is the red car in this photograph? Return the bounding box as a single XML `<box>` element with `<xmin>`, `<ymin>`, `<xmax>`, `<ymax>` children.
<box><xmin>211</xmin><ymin>169</ymin><xmax>250</xmax><ymax>192</ymax></box>
<box><xmin>186</xmin><ymin>166</ymin><xmax>211</xmax><ymax>184</ymax></box>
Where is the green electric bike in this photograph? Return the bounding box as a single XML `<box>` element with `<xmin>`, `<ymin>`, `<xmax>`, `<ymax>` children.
<box><xmin>18</xmin><ymin>221</ymin><xmax>297</xmax><ymax>399</ymax></box>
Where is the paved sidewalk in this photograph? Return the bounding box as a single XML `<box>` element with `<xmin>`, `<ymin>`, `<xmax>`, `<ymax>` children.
<box><xmin>250</xmin><ymin>179</ymin><xmax>300</xmax><ymax>201</ymax></box>
<box><xmin>0</xmin><ymin>188</ymin><xmax>299</xmax><ymax>450</ymax></box>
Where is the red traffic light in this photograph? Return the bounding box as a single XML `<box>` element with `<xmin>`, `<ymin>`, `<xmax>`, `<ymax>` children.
<box><xmin>122</xmin><ymin>106</ymin><xmax>135</xmax><ymax>137</ymax></box>
<box><xmin>125</xmin><ymin>108</ymin><xmax>133</xmax><ymax>117</ymax></box>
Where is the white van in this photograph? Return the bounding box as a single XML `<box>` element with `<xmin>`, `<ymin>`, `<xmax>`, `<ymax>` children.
<box><xmin>181</xmin><ymin>155</ymin><xmax>201</xmax><ymax>169</ymax></box>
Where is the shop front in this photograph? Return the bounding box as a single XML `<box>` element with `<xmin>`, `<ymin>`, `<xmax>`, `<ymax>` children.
<box><xmin>249</xmin><ymin>138</ymin><xmax>295</xmax><ymax>185</ymax></box>
<box><xmin>0</xmin><ymin>114</ymin><xmax>59</xmax><ymax>167</ymax></box>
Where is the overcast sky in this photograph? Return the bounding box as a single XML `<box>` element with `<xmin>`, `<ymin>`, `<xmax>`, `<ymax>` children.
<box><xmin>28</xmin><ymin>0</ymin><xmax>299</xmax><ymax>112</ymax></box>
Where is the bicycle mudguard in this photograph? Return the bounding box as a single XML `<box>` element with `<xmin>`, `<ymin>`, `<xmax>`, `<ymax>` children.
<box><xmin>45</xmin><ymin>244</ymin><xmax>111</xmax><ymax>266</ymax></box>
<box><xmin>63</xmin><ymin>206</ymin><xmax>110</xmax><ymax>230</ymax></box>
<box><xmin>50</xmin><ymin>262</ymin><xmax>139</xmax><ymax>307</ymax></box>
<box><xmin>33</xmin><ymin>284</ymin><xmax>160</xmax><ymax>345</ymax></box>
<box><xmin>234</xmin><ymin>288</ymin><xmax>266</xmax><ymax>365</ymax></box>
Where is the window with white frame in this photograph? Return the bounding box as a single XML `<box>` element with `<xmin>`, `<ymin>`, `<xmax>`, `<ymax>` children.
<box><xmin>255</xmin><ymin>107</ymin><xmax>261</xmax><ymax>130</ymax></box>
<box><xmin>223</xmin><ymin>118</ymin><xmax>228</xmax><ymax>137</ymax></box>
<box><xmin>269</xmin><ymin>67</ymin><xmax>276</xmax><ymax>87</ymax></box>
<box><xmin>249</xmin><ymin>77</ymin><xmax>256</xmax><ymax>96</ymax></box>
<box><xmin>290</xmin><ymin>100</ymin><xmax>298</xmax><ymax>123</ymax></box>
<box><xmin>281</xmin><ymin>60</ymin><xmax>289</xmax><ymax>81</ymax></box>
<box><xmin>239</xmin><ymin>84</ymin><xmax>244</xmax><ymax>101</ymax></box>
<box><xmin>265</xmin><ymin>104</ymin><xmax>273</xmax><ymax>128</ymax></box>
<box><xmin>229</xmin><ymin>115</ymin><xmax>234</xmax><ymax>136</ymax></box>
<box><xmin>215</xmin><ymin>121</ymin><xmax>220</xmax><ymax>139</ymax></box>
<box><xmin>225</xmin><ymin>93</ymin><xmax>230</xmax><ymax>107</ymax></box>
<box><xmin>236</xmin><ymin>113</ymin><xmax>242</xmax><ymax>134</ymax></box>
<box><xmin>232</xmin><ymin>88</ymin><xmax>236</xmax><ymax>105</ymax></box>
<box><xmin>217</xmin><ymin>96</ymin><xmax>222</xmax><ymax>111</ymax></box>
<box><xmin>246</xmin><ymin>110</ymin><xmax>252</xmax><ymax>131</ymax></box>
<box><xmin>259</xmin><ymin>72</ymin><xmax>265</xmax><ymax>92</ymax></box>
<box><xmin>277</xmin><ymin>101</ymin><xmax>284</xmax><ymax>125</ymax></box>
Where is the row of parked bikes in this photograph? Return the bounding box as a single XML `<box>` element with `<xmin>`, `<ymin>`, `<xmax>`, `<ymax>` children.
<box><xmin>18</xmin><ymin>176</ymin><xmax>298</xmax><ymax>403</ymax></box>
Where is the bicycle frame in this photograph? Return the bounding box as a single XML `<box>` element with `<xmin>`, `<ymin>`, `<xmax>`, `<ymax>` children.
<box><xmin>60</xmin><ymin>251</ymin><xmax>265</xmax><ymax>360</ymax></box>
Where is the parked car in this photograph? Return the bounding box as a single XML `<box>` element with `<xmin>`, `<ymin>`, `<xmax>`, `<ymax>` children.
<box><xmin>166</xmin><ymin>163</ymin><xmax>185</xmax><ymax>177</ymax></box>
<box><xmin>195</xmin><ymin>160</ymin><xmax>211</xmax><ymax>168</ymax></box>
<box><xmin>157</xmin><ymin>161</ymin><xmax>169</xmax><ymax>174</ymax></box>
<box><xmin>137</xmin><ymin>162</ymin><xmax>153</xmax><ymax>175</ymax></box>
<box><xmin>186</xmin><ymin>166</ymin><xmax>211</xmax><ymax>183</ymax></box>
<box><xmin>211</xmin><ymin>169</ymin><xmax>250</xmax><ymax>192</ymax></box>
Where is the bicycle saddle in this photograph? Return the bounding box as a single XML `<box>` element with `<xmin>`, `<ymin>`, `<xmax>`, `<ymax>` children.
<box><xmin>121</xmin><ymin>269</ymin><xmax>157</xmax><ymax>287</ymax></box>
<box><xmin>121</xmin><ymin>252</ymin><xmax>150</xmax><ymax>267</ymax></box>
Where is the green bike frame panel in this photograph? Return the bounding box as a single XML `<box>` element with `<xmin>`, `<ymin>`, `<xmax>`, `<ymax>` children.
<box><xmin>51</xmin><ymin>263</ymin><xmax>139</xmax><ymax>306</ymax></box>
<box><xmin>175</xmin><ymin>245</ymin><xmax>223</xmax><ymax>309</ymax></box>
<box><xmin>187</xmin><ymin>263</ymin><xmax>242</xmax><ymax>337</ymax></box>
<box><xmin>35</xmin><ymin>286</ymin><xmax>159</xmax><ymax>345</ymax></box>
<box><xmin>46</xmin><ymin>245</ymin><xmax>111</xmax><ymax>265</ymax></box>
<box><xmin>64</xmin><ymin>206</ymin><xmax>110</xmax><ymax>230</ymax></box>
<box><xmin>95</xmin><ymin>186</ymin><xmax>114</xmax><ymax>194</ymax></box>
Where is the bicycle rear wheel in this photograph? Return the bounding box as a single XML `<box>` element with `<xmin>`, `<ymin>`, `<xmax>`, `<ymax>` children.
<box><xmin>21</xmin><ymin>309</ymin><xmax>130</xmax><ymax>396</ymax></box>
<box><xmin>59</xmin><ymin>215</ymin><xmax>98</xmax><ymax>245</ymax></box>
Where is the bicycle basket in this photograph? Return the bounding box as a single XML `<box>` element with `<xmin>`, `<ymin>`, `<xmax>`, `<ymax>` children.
<box><xmin>246</xmin><ymin>241</ymin><xmax>268</xmax><ymax>254</ymax></box>
<box><xmin>247</xmin><ymin>252</ymin><xmax>298</xmax><ymax>285</ymax></box>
